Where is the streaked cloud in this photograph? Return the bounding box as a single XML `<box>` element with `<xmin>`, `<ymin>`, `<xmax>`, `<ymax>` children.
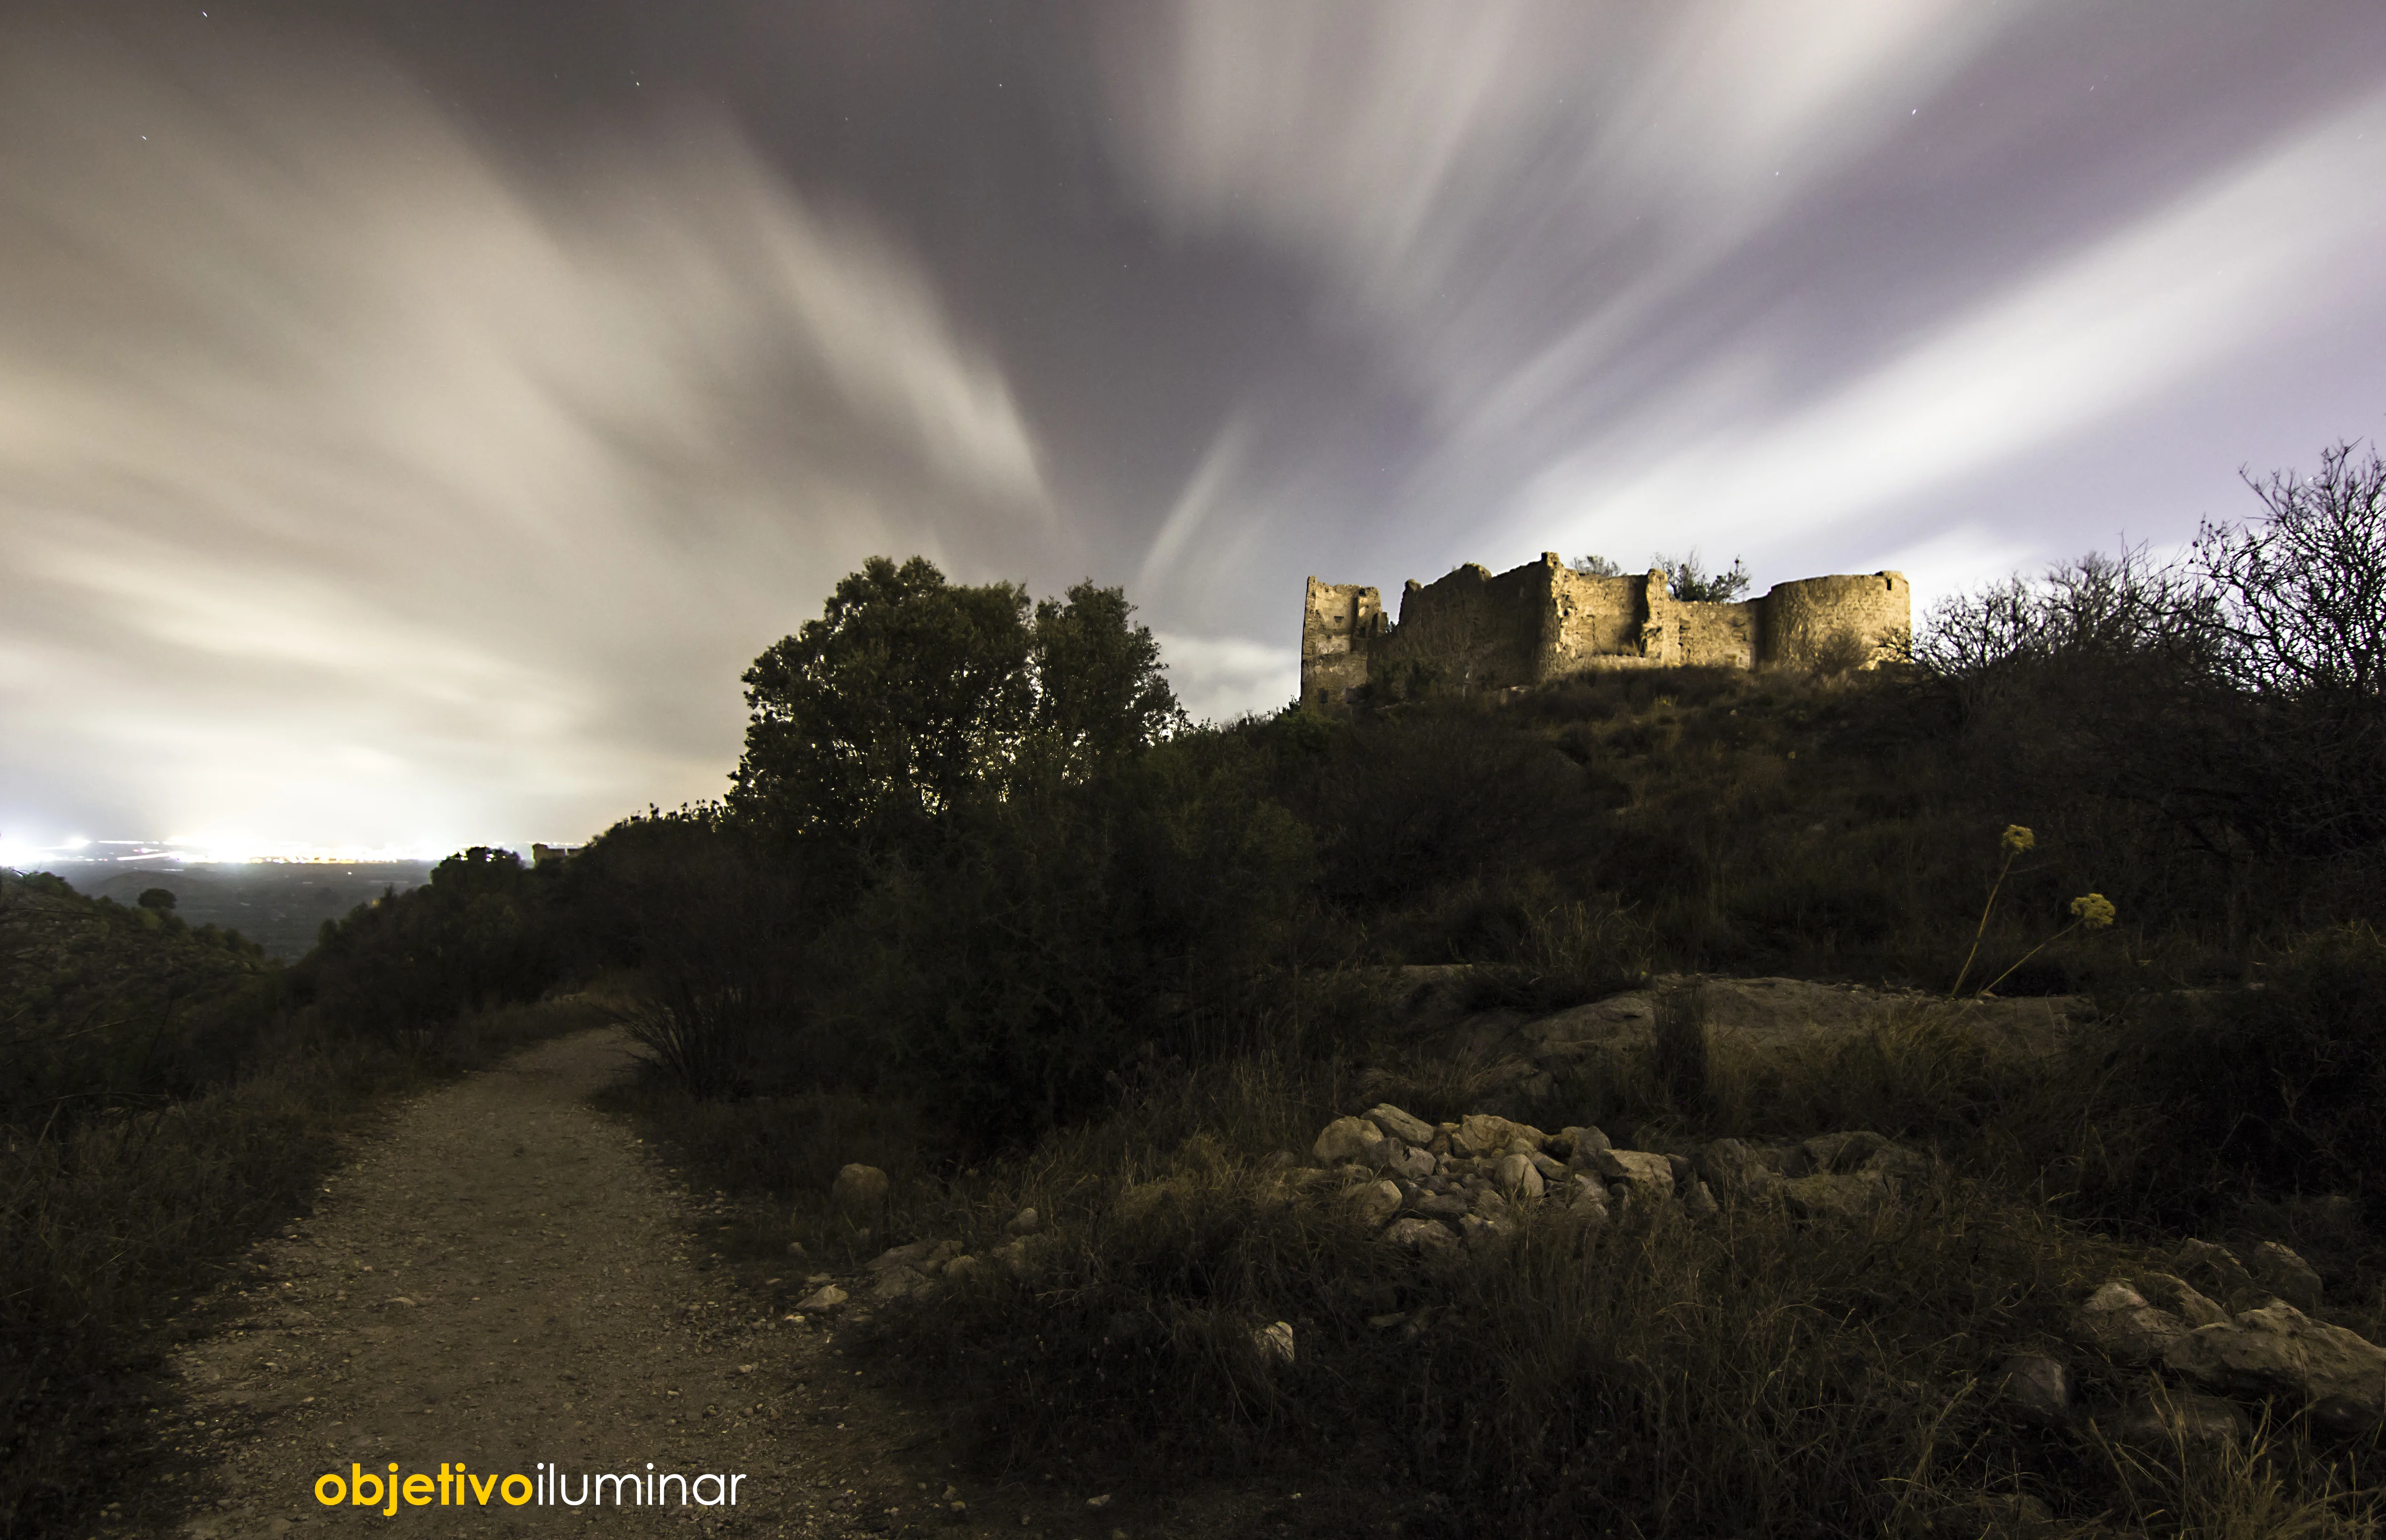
<box><xmin>7</xmin><ymin>3</ymin><xmax>2386</xmax><ymax>852</ymax></box>
<box><xmin>1105</xmin><ymin>0</ymin><xmax>2386</xmax><ymax>598</ymax></box>
<box><xmin>1108</xmin><ymin>0</ymin><xmax>2029</xmax><ymax>429</ymax></box>
<box><xmin>1153</xmin><ymin>632</ymin><xmax>1299</xmax><ymax>726</ymax></box>
<box><xmin>0</xmin><ymin>23</ymin><xmax>1052</xmax><ymax>849</ymax></box>
<box><xmin>1519</xmin><ymin>87</ymin><xmax>2386</xmax><ymax>574</ymax></box>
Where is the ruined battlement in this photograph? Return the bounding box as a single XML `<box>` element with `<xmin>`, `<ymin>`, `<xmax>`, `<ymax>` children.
<box><xmin>1301</xmin><ymin>553</ymin><xmax>1908</xmax><ymax>710</ymax></box>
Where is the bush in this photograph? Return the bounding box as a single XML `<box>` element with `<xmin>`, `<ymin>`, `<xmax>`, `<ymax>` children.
<box><xmin>2124</xmin><ymin>923</ymin><xmax>2386</xmax><ymax>1217</ymax></box>
<box><xmin>816</xmin><ymin>731</ymin><xmax>1318</xmax><ymax>1146</ymax></box>
<box><xmin>290</xmin><ymin>847</ymin><xmax>566</xmax><ymax>1038</ymax></box>
<box><xmin>568</xmin><ymin>807</ymin><xmax>824</xmax><ymax>1099</ymax></box>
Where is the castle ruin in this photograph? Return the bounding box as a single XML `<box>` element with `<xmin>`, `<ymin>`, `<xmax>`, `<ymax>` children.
<box><xmin>1301</xmin><ymin>553</ymin><xmax>1909</xmax><ymax>709</ymax></box>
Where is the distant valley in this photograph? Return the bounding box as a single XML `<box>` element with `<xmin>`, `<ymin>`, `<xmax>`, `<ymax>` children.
<box><xmin>38</xmin><ymin>859</ymin><xmax>436</xmax><ymax>959</ymax></box>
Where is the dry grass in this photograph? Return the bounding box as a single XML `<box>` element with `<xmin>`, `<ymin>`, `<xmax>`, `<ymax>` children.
<box><xmin>607</xmin><ymin>985</ymin><xmax>2386</xmax><ymax>1538</ymax></box>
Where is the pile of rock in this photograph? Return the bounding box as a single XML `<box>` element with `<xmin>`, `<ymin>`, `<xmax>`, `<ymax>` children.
<box><xmin>2056</xmin><ymin>1237</ymin><xmax>2384</xmax><ymax>1438</ymax></box>
<box><xmin>793</xmin><ymin>1176</ymin><xmax>1045</xmax><ymax>1314</ymax></box>
<box><xmin>1297</xmin><ymin>1105</ymin><xmax>1934</xmax><ymax>1257</ymax></box>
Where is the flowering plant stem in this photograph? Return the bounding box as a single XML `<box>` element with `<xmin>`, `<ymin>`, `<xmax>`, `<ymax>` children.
<box><xmin>1974</xmin><ymin>919</ymin><xmax>2080</xmax><ymax>999</ymax></box>
<box><xmin>1949</xmin><ymin>849</ymin><xmax>2019</xmax><ymax>998</ymax></box>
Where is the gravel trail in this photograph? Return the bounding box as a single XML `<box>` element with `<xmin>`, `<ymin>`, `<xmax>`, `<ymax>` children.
<box><xmin>146</xmin><ymin>1028</ymin><xmax>996</xmax><ymax>1539</ymax></box>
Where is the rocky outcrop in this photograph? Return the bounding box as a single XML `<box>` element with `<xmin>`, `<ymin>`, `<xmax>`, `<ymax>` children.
<box><xmin>2069</xmin><ymin>1240</ymin><xmax>2384</xmax><ymax>1435</ymax></box>
<box><xmin>1399</xmin><ymin>973</ymin><xmax>2091</xmax><ymax>1112</ymax></box>
<box><xmin>1246</xmin><ymin>1105</ymin><xmax>1929</xmax><ymax>1260</ymax></box>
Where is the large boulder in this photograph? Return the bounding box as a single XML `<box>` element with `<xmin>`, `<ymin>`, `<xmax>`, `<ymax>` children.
<box><xmin>1801</xmin><ymin>1131</ymin><xmax>1888</xmax><ymax>1172</ymax></box>
<box><xmin>1366</xmin><ymin>1104</ymin><xmax>1436</xmax><ymax>1146</ymax></box>
<box><xmin>1413</xmin><ymin>1191</ymin><xmax>1472</xmax><ymax>1222</ymax></box>
<box><xmin>831</xmin><ymin>1163</ymin><xmax>888</xmax><ymax>1214</ymax></box>
<box><xmin>1993</xmin><ymin>1353</ymin><xmax>2072</xmax><ymax>1426</ymax></box>
<box><xmin>870</xmin><ymin>1265</ymin><xmax>930</xmax><ymax>1304</ymax></box>
<box><xmin>2072</xmin><ymin>1281</ymin><xmax>2193</xmax><ymax>1365</ymax></box>
<box><xmin>1502</xmin><ymin>975</ymin><xmax>2090</xmax><ymax>1080</ymax></box>
<box><xmin>1385</xmin><ymin>1216</ymin><xmax>1461</xmax><ymax>1259</ymax></box>
<box><xmin>1344</xmin><ymin>1179</ymin><xmax>1404</xmax><ymax>1227</ymax></box>
<box><xmin>1453</xmin><ymin>1113</ymin><xmax>1544</xmax><ymax>1158</ymax></box>
<box><xmin>2161</xmin><ymin>1300</ymin><xmax>2386</xmax><ymax>1430</ymax></box>
<box><xmin>1586</xmin><ymin>1147</ymin><xmax>1673</xmax><ymax>1200</ymax></box>
<box><xmin>2099</xmin><ymin>1391</ymin><xmax>2248</xmax><ymax>1452</ymax></box>
<box><xmin>2174</xmin><ymin>1238</ymin><xmax>2258</xmax><ymax>1305</ymax></box>
<box><xmin>2135</xmin><ymin>1273</ymin><xmax>2231</xmax><ymax>1329</ymax></box>
<box><xmin>1314</xmin><ymin>1116</ymin><xmax>1386</xmax><ymax>1165</ymax></box>
<box><xmin>1558</xmin><ymin>1126</ymin><xmax>1612</xmax><ymax>1165</ymax></box>
<box><xmin>1492</xmin><ymin>1153</ymin><xmax>1546</xmax><ymax>1200</ymax></box>
<box><xmin>2249</xmin><ymin>1241</ymin><xmax>2324</xmax><ymax>1312</ymax></box>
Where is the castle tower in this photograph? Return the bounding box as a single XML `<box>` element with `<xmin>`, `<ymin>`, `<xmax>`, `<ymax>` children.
<box><xmin>1300</xmin><ymin>577</ymin><xmax>1382</xmax><ymax>709</ymax></box>
<box><xmin>1760</xmin><ymin>572</ymin><xmax>1910</xmax><ymax>669</ymax></box>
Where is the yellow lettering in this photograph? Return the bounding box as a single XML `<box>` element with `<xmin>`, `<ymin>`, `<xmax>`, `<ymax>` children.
<box><xmin>403</xmin><ymin>1474</ymin><xmax>433</xmax><ymax>1507</ymax></box>
<box><xmin>468</xmin><ymin>1472</ymin><xmax>500</xmax><ymax>1505</ymax></box>
<box><xmin>500</xmin><ymin>1473</ymin><xmax>532</xmax><ymax>1507</ymax></box>
<box><xmin>314</xmin><ymin>1473</ymin><xmax>346</xmax><ymax>1506</ymax></box>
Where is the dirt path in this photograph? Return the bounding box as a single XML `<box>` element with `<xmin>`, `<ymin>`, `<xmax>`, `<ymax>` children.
<box><xmin>141</xmin><ymin>1029</ymin><xmax>1020</xmax><ymax>1540</ymax></box>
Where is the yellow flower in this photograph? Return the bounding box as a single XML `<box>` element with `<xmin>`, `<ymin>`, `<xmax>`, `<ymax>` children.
<box><xmin>2000</xmin><ymin>825</ymin><xmax>2035</xmax><ymax>854</ymax></box>
<box><xmin>2069</xmin><ymin>893</ymin><xmax>2115</xmax><ymax>930</ymax></box>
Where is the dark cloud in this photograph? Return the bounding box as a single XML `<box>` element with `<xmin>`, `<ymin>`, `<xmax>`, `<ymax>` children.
<box><xmin>5</xmin><ymin>1</ymin><xmax>2384</xmax><ymax>857</ymax></box>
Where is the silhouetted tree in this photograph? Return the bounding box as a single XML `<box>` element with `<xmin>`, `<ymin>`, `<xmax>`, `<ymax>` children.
<box><xmin>730</xmin><ymin>557</ymin><xmax>1179</xmax><ymax>859</ymax></box>
<box><xmin>1030</xmin><ymin>581</ymin><xmax>1186</xmax><ymax>774</ymax></box>
<box><xmin>2197</xmin><ymin>440</ymin><xmax>2386</xmax><ymax>853</ymax></box>
<box><xmin>730</xmin><ymin>556</ymin><xmax>1036</xmax><ymax>854</ymax></box>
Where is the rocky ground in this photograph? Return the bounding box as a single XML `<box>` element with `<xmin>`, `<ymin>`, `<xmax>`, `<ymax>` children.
<box><xmin>116</xmin><ymin>1029</ymin><xmax>1262</xmax><ymax>1540</ymax></box>
<box><xmin>99</xmin><ymin>989</ymin><xmax>2383</xmax><ymax>1540</ymax></box>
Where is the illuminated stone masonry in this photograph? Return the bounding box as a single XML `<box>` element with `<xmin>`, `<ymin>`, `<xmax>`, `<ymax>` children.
<box><xmin>1301</xmin><ymin>553</ymin><xmax>1908</xmax><ymax>710</ymax></box>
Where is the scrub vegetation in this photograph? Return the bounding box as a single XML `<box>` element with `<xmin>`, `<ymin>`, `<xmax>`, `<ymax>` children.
<box><xmin>0</xmin><ymin>854</ymin><xmax>599</xmax><ymax>1536</ymax></box>
<box><xmin>9</xmin><ymin>441</ymin><xmax>2386</xmax><ymax>1537</ymax></box>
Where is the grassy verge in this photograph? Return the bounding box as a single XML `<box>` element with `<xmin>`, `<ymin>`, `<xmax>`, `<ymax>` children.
<box><xmin>619</xmin><ymin>981</ymin><xmax>2385</xmax><ymax>1538</ymax></box>
<box><xmin>0</xmin><ymin>994</ymin><xmax>613</xmax><ymax>1538</ymax></box>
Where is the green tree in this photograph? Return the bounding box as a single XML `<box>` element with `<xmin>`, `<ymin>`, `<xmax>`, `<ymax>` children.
<box><xmin>730</xmin><ymin>557</ymin><xmax>1035</xmax><ymax>851</ymax></box>
<box><xmin>729</xmin><ymin>557</ymin><xmax>1180</xmax><ymax>855</ymax></box>
<box><xmin>1030</xmin><ymin>581</ymin><xmax>1186</xmax><ymax>774</ymax></box>
<box><xmin>1656</xmin><ymin>550</ymin><xmax>1753</xmax><ymax>603</ymax></box>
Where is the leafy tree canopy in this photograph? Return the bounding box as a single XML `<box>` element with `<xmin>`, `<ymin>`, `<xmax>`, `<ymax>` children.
<box><xmin>730</xmin><ymin>556</ymin><xmax>1181</xmax><ymax>855</ymax></box>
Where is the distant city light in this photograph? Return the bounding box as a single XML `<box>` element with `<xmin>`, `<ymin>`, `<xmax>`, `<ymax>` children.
<box><xmin>1</xmin><ymin>832</ymin><xmax>473</xmax><ymax>867</ymax></box>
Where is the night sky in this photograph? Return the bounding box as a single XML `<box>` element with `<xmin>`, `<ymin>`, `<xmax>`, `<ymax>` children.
<box><xmin>7</xmin><ymin>1</ymin><xmax>2386</xmax><ymax>859</ymax></box>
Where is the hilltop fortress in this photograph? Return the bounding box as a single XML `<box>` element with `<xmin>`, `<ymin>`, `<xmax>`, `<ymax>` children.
<box><xmin>1301</xmin><ymin>553</ymin><xmax>1909</xmax><ymax>710</ymax></box>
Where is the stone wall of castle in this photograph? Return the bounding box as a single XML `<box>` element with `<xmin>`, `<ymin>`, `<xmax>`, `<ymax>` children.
<box><xmin>1299</xmin><ymin>553</ymin><xmax>1908</xmax><ymax>709</ymax></box>
<box><xmin>1300</xmin><ymin>578</ymin><xmax>1386</xmax><ymax>709</ymax></box>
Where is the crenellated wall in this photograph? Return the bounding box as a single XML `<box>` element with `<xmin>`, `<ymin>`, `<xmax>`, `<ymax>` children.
<box><xmin>1298</xmin><ymin>554</ymin><xmax>1907</xmax><ymax>709</ymax></box>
